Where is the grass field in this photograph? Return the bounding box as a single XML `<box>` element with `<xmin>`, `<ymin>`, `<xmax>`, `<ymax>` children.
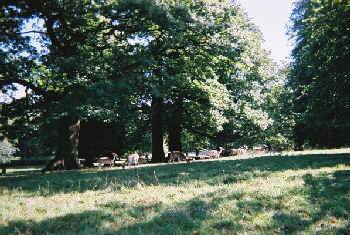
<box><xmin>0</xmin><ymin>150</ymin><xmax>349</xmax><ymax>235</ymax></box>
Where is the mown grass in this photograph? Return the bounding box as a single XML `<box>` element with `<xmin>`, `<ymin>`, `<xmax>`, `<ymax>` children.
<box><xmin>0</xmin><ymin>150</ymin><xmax>349</xmax><ymax>235</ymax></box>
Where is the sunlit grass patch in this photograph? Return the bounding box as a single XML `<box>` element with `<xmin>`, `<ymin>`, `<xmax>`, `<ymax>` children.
<box><xmin>0</xmin><ymin>150</ymin><xmax>349</xmax><ymax>234</ymax></box>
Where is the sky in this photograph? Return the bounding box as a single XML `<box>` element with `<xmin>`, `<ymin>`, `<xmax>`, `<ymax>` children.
<box><xmin>238</xmin><ymin>0</ymin><xmax>295</xmax><ymax>62</ymax></box>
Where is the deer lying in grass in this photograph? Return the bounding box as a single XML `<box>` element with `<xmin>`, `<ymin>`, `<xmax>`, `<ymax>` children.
<box><xmin>96</xmin><ymin>157</ymin><xmax>114</xmax><ymax>167</ymax></box>
<box><xmin>138</xmin><ymin>154</ymin><xmax>152</xmax><ymax>164</ymax></box>
<box><xmin>221</xmin><ymin>146</ymin><xmax>248</xmax><ymax>157</ymax></box>
<box><xmin>197</xmin><ymin>147</ymin><xmax>224</xmax><ymax>159</ymax></box>
<box><xmin>238</xmin><ymin>145</ymin><xmax>248</xmax><ymax>155</ymax></box>
<box><xmin>93</xmin><ymin>153</ymin><xmax>119</xmax><ymax>167</ymax></box>
<box><xmin>252</xmin><ymin>144</ymin><xmax>269</xmax><ymax>155</ymax></box>
<box><xmin>41</xmin><ymin>158</ymin><xmax>64</xmax><ymax>173</ymax></box>
<box><xmin>167</xmin><ymin>151</ymin><xmax>192</xmax><ymax>163</ymax></box>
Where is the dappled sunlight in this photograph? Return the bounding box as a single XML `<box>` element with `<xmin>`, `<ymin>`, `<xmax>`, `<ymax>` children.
<box><xmin>1</xmin><ymin>0</ymin><xmax>349</xmax><ymax>233</ymax></box>
<box><xmin>1</xmin><ymin>152</ymin><xmax>349</xmax><ymax>196</ymax></box>
<box><xmin>0</xmin><ymin>153</ymin><xmax>349</xmax><ymax>234</ymax></box>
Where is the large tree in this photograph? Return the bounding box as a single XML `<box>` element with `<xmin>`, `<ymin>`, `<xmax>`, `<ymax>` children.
<box><xmin>290</xmin><ymin>0</ymin><xmax>350</xmax><ymax>148</ymax></box>
<box><xmin>0</xmin><ymin>0</ymin><xmax>112</xmax><ymax>168</ymax></box>
<box><xmin>1</xmin><ymin>0</ymin><xmax>281</xmax><ymax>167</ymax></box>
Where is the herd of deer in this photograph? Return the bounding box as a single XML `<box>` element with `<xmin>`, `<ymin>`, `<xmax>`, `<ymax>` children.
<box><xmin>41</xmin><ymin>144</ymin><xmax>270</xmax><ymax>172</ymax></box>
<box><xmin>124</xmin><ymin>144</ymin><xmax>269</xmax><ymax>167</ymax></box>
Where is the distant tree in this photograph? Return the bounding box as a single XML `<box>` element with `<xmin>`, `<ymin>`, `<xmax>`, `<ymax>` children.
<box><xmin>212</xmin><ymin>11</ymin><xmax>276</xmax><ymax>148</ymax></box>
<box><xmin>290</xmin><ymin>0</ymin><xmax>350</xmax><ymax>148</ymax></box>
<box><xmin>263</xmin><ymin>63</ymin><xmax>295</xmax><ymax>150</ymax></box>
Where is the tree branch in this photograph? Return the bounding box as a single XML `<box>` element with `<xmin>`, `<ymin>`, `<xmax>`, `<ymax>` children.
<box><xmin>0</xmin><ymin>78</ymin><xmax>64</xmax><ymax>104</ymax></box>
<box><xmin>0</xmin><ymin>78</ymin><xmax>46</xmax><ymax>95</ymax></box>
<box><xmin>20</xmin><ymin>31</ymin><xmax>47</xmax><ymax>35</ymax></box>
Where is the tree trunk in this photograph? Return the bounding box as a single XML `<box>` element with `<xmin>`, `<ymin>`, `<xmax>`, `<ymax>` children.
<box><xmin>44</xmin><ymin>117</ymin><xmax>80</xmax><ymax>171</ymax></box>
<box><xmin>78</xmin><ymin>121</ymin><xmax>124</xmax><ymax>166</ymax></box>
<box><xmin>65</xmin><ymin>119</ymin><xmax>80</xmax><ymax>169</ymax></box>
<box><xmin>56</xmin><ymin>117</ymin><xmax>80</xmax><ymax>169</ymax></box>
<box><xmin>1</xmin><ymin>164</ymin><xmax>6</xmax><ymax>175</ymax></box>
<box><xmin>168</xmin><ymin>99</ymin><xmax>183</xmax><ymax>152</ymax></box>
<box><xmin>294</xmin><ymin>122</ymin><xmax>305</xmax><ymax>151</ymax></box>
<box><xmin>151</xmin><ymin>96</ymin><xmax>165</xmax><ymax>163</ymax></box>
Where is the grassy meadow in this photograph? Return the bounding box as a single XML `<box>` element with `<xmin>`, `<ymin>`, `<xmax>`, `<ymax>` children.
<box><xmin>0</xmin><ymin>150</ymin><xmax>349</xmax><ymax>235</ymax></box>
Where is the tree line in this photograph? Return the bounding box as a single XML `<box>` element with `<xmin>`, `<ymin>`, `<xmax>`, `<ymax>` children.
<box><xmin>0</xmin><ymin>0</ymin><xmax>349</xmax><ymax>168</ymax></box>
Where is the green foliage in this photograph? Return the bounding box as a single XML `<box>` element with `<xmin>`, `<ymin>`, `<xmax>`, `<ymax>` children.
<box><xmin>290</xmin><ymin>0</ymin><xmax>350</xmax><ymax>147</ymax></box>
<box><xmin>263</xmin><ymin>63</ymin><xmax>295</xmax><ymax>150</ymax></box>
<box><xmin>181</xmin><ymin>129</ymin><xmax>210</xmax><ymax>152</ymax></box>
<box><xmin>0</xmin><ymin>139</ymin><xmax>16</xmax><ymax>163</ymax></box>
<box><xmin>0</xmin><ymin>0</ymin><xmax>297</xmax><ymax>157</ymax></box>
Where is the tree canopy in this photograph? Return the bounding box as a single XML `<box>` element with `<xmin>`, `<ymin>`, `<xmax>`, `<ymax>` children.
<box><xmin>290</xmin><ymin>0</ymin><xmax>350</xmax><ymax>148</ymax></box>
<box><xmin>4</xmin><ymin>0</ymin><xmax>344</xmax><ymax>166</ymax></box>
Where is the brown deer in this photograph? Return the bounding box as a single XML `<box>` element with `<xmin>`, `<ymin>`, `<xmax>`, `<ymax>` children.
<box><xmin>167</xmin><ymin>151</ymin><xmax>190</xmax><ymax>163</ymax></box>
<box><xmin>41</xmin><ymin>158</ymin><xmax>64</xmax><ymax>173</ymax></box>
<box><xmin>198</xmin><ymin>147</ymin><xmax>224</xmax><ymax>159</ymax></box>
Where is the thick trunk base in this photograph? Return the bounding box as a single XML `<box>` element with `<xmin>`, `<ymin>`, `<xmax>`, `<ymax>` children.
<box><xmin>151</xmin><ymin>96</ymin><xmax>165</xmax><ymax>163</ymax></box>
<box><xmin>42</xmin><ymin>118</ymin><xmax>80</xmax><ymax>172</ymax></box>
<box><xmin>168</xmin><ymin>99</ymin><xmax>183</xmax><ymax>152</ymax></box>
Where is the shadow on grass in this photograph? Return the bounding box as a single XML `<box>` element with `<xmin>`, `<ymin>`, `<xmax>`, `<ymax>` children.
<box><xmin>0</xmin><ymin>153</ymin><xmax>349</xmax><ymax>197</ymax></box>
<box><xmin>0</xmin><ymin>210</ymin><xmax>116</xmax><ymax>235</ymax></box>
<box><xmin>0</xmin><ymin>190</ymin><xmax>245</xmax><ymax>235</ymax></box>
<box><xmin>244</xmin><ymin>169</ymin><xmax>350</xmax><ymax>234</ymax></box>
<box><xmin>0</xmin><ymin>169</ymin><xmax>349</xmax><ymax>234</ymax></box>
<box><xmin>301</xmin><ymin>170</ymin><xmax>350</xmax><ymax>233</ymax></box>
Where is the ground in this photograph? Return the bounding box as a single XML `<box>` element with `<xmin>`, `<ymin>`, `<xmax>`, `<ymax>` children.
<box><xmin>0</xmin><ymin>149</ymin><xmax>349</xmax><ymax>235</ymax></box>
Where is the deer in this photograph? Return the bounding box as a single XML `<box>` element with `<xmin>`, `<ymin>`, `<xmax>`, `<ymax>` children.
<box><xmin>41</xmin><ymin>158</ymin><xmax>64</xmax><ymax>173</ymax></box>
<box><xmin>127</xmin><ymin>153</ymin><xmax>140</xmax><ymax>166</ymax></box>
<box><xmin>167</xmin><ymin>151</ymin><xmax>191</xmax><ymax>163</ymax></box>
